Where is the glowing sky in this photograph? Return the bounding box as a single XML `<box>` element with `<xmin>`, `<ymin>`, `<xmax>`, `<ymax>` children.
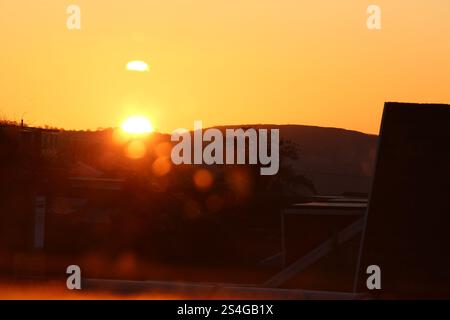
<box><xmin>1</xmin><ymin>1</ymin><xmax>449</xmax><ymax>134</ymax></box>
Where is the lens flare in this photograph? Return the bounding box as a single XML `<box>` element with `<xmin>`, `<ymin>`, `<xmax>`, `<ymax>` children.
<box><xmin>126</xmin><ymin>60</ymin><xmax>149</xmax><ymax>72</ymax></box>
<box><xmin>193</xmin><ymin>169</ymin><xmax>214</xmax><ymax>190</ymax></box>
<box><xmin>125</xmin><ymin>141</ymin><xmax>147</xmax><ymax>159</ymax></box>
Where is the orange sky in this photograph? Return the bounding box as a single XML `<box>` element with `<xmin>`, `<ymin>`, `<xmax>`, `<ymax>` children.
<box><xmin>1</xmin><ymin>1</ymin><xmax>450</xmax><ymax>134</ymax></box>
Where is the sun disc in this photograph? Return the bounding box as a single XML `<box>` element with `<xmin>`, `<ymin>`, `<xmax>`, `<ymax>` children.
<box><xmin>121</xmin><ymin>116</ymin><xmax>154</xmax><ymax>134</ymax></box>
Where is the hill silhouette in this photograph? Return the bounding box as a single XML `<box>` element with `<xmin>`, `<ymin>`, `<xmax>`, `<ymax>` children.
<box><xmin>0</xmin><ymin>121</ymin><xmax>377</xmax><ymax>195</ymax></box>
<box><xmin>212</xmin><ymin>124</ymin><xmax>378</xmax><ymax>195</ymax></box>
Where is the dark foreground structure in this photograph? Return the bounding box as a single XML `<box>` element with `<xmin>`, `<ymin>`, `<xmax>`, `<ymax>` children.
<box><xmin>355</xmin><ymin>102</ymin><xmax>450</xmax><ymax>298</ymax></box>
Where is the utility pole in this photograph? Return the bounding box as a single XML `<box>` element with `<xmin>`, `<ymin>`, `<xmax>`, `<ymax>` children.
<box><xmin>21</xmin><ymin>112</ymin><xmax>26</xmax><ymax>127</ymax></box>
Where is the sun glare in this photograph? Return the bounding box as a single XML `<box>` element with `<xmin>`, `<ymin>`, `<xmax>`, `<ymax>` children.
<box><xmin>121</xmin><ymin>116</ymin><xmax>154</xmax><ymax>134</ymax></box>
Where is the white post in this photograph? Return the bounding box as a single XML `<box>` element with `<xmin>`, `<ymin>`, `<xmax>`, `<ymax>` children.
<box><xmin>34</xmin><ymin>196</ymin><xmax>46</xmax><ymax>249</ymax></box>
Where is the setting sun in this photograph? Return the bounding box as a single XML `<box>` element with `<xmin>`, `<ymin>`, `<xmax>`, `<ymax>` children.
<box><xmin>121</xmin><ymin>116</ymin><xmax>154</xmax><ymax>134</ymax></box>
